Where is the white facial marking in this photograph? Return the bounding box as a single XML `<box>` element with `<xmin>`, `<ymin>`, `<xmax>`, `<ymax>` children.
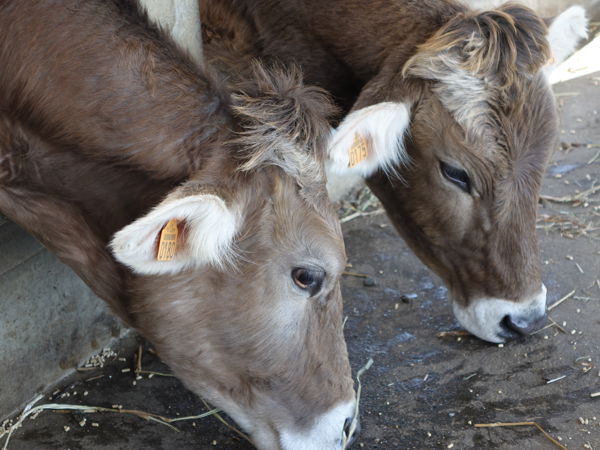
<box><xmin>544</xmin><ymin>6</ymin><xmax>588</xmax><ymax>80</ymax></box>
<box><xmin>431</xmin><ymin>69</ymin><xmax>494</xmax><ymax>143</ymax></box>
<box><xmin>404</xmin><ymin>51</ymin><xmax>494</xmax><ymax>145</ymax></box>
<box><xmin>279</xmin><ymin>400</ymin><xmax>356</xmax><ymax>450</ymax></box>
<box><xmin>453</xmin><ymin>285</ymin><xmax>547</xmax><ymax>343</ymax></box>
<box><xmin>111</xmin><ymin>194</ymin><xmax>238</xmax><ymax>275</ymax></box>
<box><xmin>327</xmin><ymin>102</ymin><xmax>411</xmax><ymax>177</ymax></box>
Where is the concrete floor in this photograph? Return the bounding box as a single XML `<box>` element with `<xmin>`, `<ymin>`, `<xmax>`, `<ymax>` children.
<box><xmin>2</xmin><ymin>57</ymin><xmax>599</xmax><ymax>450</ymax></box>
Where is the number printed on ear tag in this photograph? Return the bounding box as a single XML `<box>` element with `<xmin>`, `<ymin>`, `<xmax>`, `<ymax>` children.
<box><xmin>348</xmin><ymin>134</ymin><xmax>369</xmax><ymax>168</ymax></box>
<box><xmin>157</xmin><ymin>219</ymin><xmax>178</xmax><ymax>261</ymax></box>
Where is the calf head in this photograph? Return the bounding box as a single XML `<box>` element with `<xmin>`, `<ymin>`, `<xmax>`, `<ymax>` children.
<box><xmin>111</xmin><ymin>66</ymin><xmax>356</xmax><ymax>449</ymax></box>
<box><xmin>328</xmin><ymin>4</ymin><xmax>587</xmax><ymax>343</ymax></box>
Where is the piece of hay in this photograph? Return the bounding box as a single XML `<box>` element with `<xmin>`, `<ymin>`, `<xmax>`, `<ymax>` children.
<box><xmin>541</xmin><ymin>184</ymin><xmax>600</xmax><ymax>205</ymax></box>
<box><xmin>545</xmin><ymin>375</ymin><xmax>568</xmax><ymax>384</ymax></box>
<box><xmin>548</xmin><ymin>290</ymin><xmax>576</xmax><ymax>311</ymax></box>
<box><xmin>342</xmin><ymin>271</ymin><xmax>369</xmax><ymax>278</ymax></box>
<box><xmin>436</xmin><ymin>330</ymin><xmax>471</xmax><ymax>337</ymax></box>
<box><xmin>536</xmin><ymin>214</ymin><xmax>598</xmax><ymax>239</ymax></box>
<box><xmin>199</xmin><ymin>399</ymin><xmax>251</xmax><ymax>444</ymax></box>
<box><xmin>474</xmin><ymin>421</ymin><xmax>566</xmax><ymax>450</ymax></box>
<box><xmin>0</xmin><ymin>395</ymin><xmax>219</xmax><ymax>450</ymax></box>
<box><xmin>342</xmin><ymin>358</ymin><xmax>374</xmax><ymax>449</ymax></box>
<box><xmin>340</xmin><ymin>208</ymin><xmax>384</xmax><ymax>223</ymax></box>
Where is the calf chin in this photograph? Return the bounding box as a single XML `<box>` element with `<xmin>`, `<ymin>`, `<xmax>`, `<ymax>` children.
<box><xmin>278</xmin><ymin>400</ymin><xmax>356</xmax><ymax>450</ymax></box>
<box><xmin>452</xmin><ymin>284</ymin><xmax>547</xmax><ymax>343</ymax></box>
<box><xmin>182</xmin><ymin>386</ymin><xmax>356</xmax><ymax>450</ymax></box>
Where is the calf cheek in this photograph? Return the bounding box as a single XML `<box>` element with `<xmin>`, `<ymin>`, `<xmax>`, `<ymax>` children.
<box><xmin>410</xmin><ymin>176</ymin><xmax>472</xmax><ymax>247</ymax></box>
<box><xmin>298</xmin><ymin>295</ymin><xmax>354</xmax><ymax>413</ymax></box>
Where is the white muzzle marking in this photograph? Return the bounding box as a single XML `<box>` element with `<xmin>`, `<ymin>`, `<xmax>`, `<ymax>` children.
<box><xmin>452</xmin><ymin>284</ymin><xmax>547</xmax><ymax>343</ymax></box>
<box><xmin>279</xmin><ymin>400</ymin><xmax>356</xmax><ymax>450</ymax></box>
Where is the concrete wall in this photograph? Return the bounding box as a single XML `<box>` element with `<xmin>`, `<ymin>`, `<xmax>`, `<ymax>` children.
<box><xmin>140</xmin><ymin>0</ymin><xmax>203</xmax><ymax>66</ymax></box>
<box><xmin>0</xmin><ymin>216</ymin><xmax>124</xmax><ymax>418</ymax></box>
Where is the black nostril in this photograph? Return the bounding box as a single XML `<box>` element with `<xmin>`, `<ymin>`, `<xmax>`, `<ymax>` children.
<box><xmin>343</xmin><ymin>416</ymin><xmax>360</xmax><ymax>447</ymax></box>
<box><xmin>502</xmin><ymin>313</ymin><xmax>547</xmax><ymax>336</ymax></box>
<box><xmin>343</xmin><ymin>417</ymin><xmax>352</xmax><ymax>431</ymax></box>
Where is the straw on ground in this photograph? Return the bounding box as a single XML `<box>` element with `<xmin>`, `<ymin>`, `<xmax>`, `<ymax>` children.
<box><xmin>0</xmin><ymin>395</ymin><xmax>219</xmax><ymax>450</ymax></box>
<box><xmin>474</xmin><ymin>421</ymin><xmax>566</xmax><ymax>450</ymax></box>
<box><xmin>342</xmin><ymin>358</ymin><xmax>373</xmax><ymax>449</ymax></box>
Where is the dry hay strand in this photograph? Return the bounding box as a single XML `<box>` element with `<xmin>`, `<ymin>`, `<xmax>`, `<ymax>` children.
<box><xmin>342</xmin><ymin>358</ymin><xmax>374</xmax><ymax>449</ymax></box>
<box><xmin>339</xmin><ymin>187</ymin><xmax>384</xmax><ymax>223</ymax></box>
<box><xmin>0</xmin><ymin>395</ymin><xmax>220</xmax><ymax>450</ymax></box>
<box><xmin>134</xmin><ymin>347</ymin><xmax>249</xmax><ymax>443</ymax></box>
<box><xmin>436</xmin><ymin>330</ymin><xmax>471</xmax><ymax>338</ymax></box>
<box><xmin>540</xmin><ymin>184</ymin><xmax>600</xmax><ymax>206</ymax></box>
<box><xmin>536</xmin><ymin>214</ymin><xmax>598</xmax><ymax>239</ymax></box>
<box><xmin>342</xmin><ymin>271</ymin><xmax>369</xmax><ymax>278</ymax></box>
<box><xmin>531</xmin><ymin>316</ymin><xmax>568</xmax><ymax>335</ymax></box>
<box><xmin>134</xmin><ymin>345</ymin><xmax>175</xmax><ymax>378</ymax></box>
<box><xmin>340</xmin><ymin>208</ymin><xmax>384</xmax><ymax>224</ymax></box>
<box><xmin>547</xmin><ymin>317</ymin><xmax>567</xmax><ymax>334</ymax></box>
<box><xmin>474</xmin><ymin>421</ymin><xmax>566</xmax><ymax>450</ymax></box>
<box><xmin>2</xmin><ymin>345</ymin><xmax>245</xmax><ymax>449</ymax></box>
<box><xmin>545</xmin><ymin>374</ymin><xmax>568</xmax><ymax>384</ymax></box>
<box><xmin>531</xmin><ymin>322</ymin><xmax>554</xmax><ymax>335</ymax></box>
<box><xmin>199</xmin><ymin>399</ymin><xmax>252</xmax><ymax>445</ymax></box>
<box><xmin>548</xmin><ymin>290</ymin><xmax>576</xmax><ymax>311</ymax></box>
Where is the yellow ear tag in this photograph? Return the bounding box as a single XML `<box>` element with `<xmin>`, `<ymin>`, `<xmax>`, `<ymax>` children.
<box><xmin>156</xmin><ymin>219</ymin><xmax>179</xmax><ymax>261</ymax></box>
<box><xmin>348</xmin><ymin>134</ymin><xmax>370</xmax><ymax>168</ymax></box>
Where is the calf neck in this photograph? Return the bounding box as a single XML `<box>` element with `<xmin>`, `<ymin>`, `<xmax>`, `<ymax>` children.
<box><xmin>202</xmin><ymin>0</ymin><xmax>588</xmax><ymax>342</ymax></box>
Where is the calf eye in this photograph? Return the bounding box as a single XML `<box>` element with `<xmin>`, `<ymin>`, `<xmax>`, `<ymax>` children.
<box><xmin>292</xmin><ymin>268</ymin><xmax>325</xmax><ymax>296</ymax></box>
<box><xmin>440</xmin><ymin>161</ymin><xmax>471</xmax><ymax>193</ymax></box>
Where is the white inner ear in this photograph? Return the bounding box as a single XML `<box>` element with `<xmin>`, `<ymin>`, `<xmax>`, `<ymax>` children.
<box><xmin>111</xmin><ymin>194</ymin><xmax>238</xmax><ymax>275</ymax></box>
<box><xmin>543</xmin><ymin>5</ymin><xmax>588</xmax><ymax>80</ymax></box>
<box><xmin>327</xmin><ymin>102</ymin><xmax>411</xmax><ymax>177</ymax></box>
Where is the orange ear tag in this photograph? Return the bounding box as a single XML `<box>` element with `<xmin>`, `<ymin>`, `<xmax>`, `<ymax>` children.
<box><xmin>348</xmin><ymin>134</ymin><xmax>370</xmax><ymax>168</ymax></box>
<box><xmin>156</xmin><ymin>219</ymin><xmax>179</xmax><ymax>261</ymax></box>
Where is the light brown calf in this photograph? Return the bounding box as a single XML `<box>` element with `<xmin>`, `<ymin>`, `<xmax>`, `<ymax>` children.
<box><xmin>0</xmin><ymin>1</ymin><xmax>356</xmax><ymax>448</ymax></box>
<box><xmin>201</xmin><ymin>0</ymin><xmax>588</xmax><ymax>343</ymax></box>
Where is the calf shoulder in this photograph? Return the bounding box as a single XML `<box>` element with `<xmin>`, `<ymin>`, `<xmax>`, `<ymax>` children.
<box><xmin>0</xmin><ymin>0</ymin><xmax>231</xmax><ymax>179</ymax></box>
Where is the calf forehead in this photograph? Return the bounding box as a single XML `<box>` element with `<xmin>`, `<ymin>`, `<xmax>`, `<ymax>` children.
<box><xmin>269</xmin><ymin>173</ymin><xmax>345</xmax><ymax>263</ymax></box>
<box><xmin>506</xmin><ymin>82</ymin><xmax>558</xmax><ymax>160</ymax></box>
<box><xmin>493</xmin><ymin>79</ymin><xmax>557</xmax><ymax>208</ymax></box>
<box><xmin>427</xmin><ymin>62</ymin><xmax>556</xmax><ymax>145</ymax></box>
<box><xmin>432</xmin><ymin>74</ymin><xmax>556</xmax><ymax>177</ymax></box>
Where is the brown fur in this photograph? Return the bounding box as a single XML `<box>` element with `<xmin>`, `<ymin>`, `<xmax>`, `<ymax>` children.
<box><xmin>202</xmin><ymin>0</ymin><xmax>558</xmax><ymax>315</ymax></box>
<box><xmin>404</xmin><ymin>3</ymin><xmax>551</xmax><ymax>88</ymax></box>
<box><xmin>232</xmin><ymin>64</ymin><xmax>336</xmax><ymax>186</ymax></box>
<box><xmin>0</xmin><ymin>0</ymin><xmax>354</xmax><ymax>445</ymax></box>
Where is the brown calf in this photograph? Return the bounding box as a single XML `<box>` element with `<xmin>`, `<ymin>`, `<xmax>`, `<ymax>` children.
<box><xmin>201</xmin><ymin>0</ymin><xmax>588</xmax><ymax>343</ymax></box>
<box><xmin>0</xmin><ymin>1</ymin><xmax>356</xmax><ymax>448</ymax></box>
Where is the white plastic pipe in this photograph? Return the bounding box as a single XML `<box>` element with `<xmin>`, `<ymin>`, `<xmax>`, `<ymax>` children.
<box><xmin>138</xmin><ymin>0</ymin><xmax>203</xmax><ymax>67</ymax></box>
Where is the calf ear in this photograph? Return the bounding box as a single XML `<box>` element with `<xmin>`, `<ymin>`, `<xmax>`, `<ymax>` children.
<box><xmin>110</xmin><ymin>190</ymin><xmax>239</xmax><ymax>275</ymax></box>
<box><xmin>543</xmin><ymin>6</ymin><xmax>588</xmax><ymax>78</ymax></box>
<box><xmin>327</xmin><ymin>102</ymin><xmax>411</xmax><ymax>177</ymax></box>
<box><xmin>327</xmin><ymin>69</ymin><xmax>413</xmax><ymax>177</ymax></box>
